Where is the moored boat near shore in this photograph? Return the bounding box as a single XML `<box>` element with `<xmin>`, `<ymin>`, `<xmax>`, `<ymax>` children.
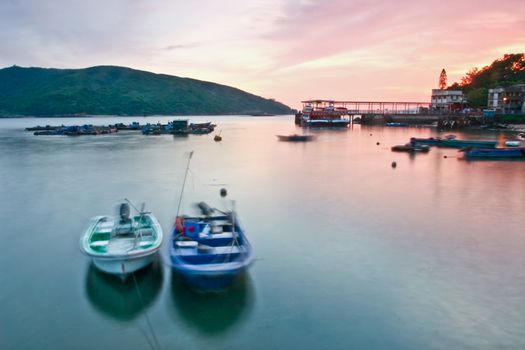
<box><xmin>277</xmin><ymin>134</ymin><xmax>316</xmax><ymax>142</ymax></box>
<box><xmin>391</xmin><ymin>143</ymin><xmax>430</xmax><ymax>153</ymax></box>
<box><xmin>462</xmin><ymin>147</ymin><xmax>525</xmax><ymax>160</ymax></box>
<box><xmin>297</xmin><ymin>100</ymin><xmax>350</xmax><ymax>127</ymax></box>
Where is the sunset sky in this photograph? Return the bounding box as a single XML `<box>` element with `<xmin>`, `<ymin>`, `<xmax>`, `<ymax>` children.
<box><xmin>1</xmin><ymin>0</ymin><xmax>524</xmax><ymax>109</ymax></box>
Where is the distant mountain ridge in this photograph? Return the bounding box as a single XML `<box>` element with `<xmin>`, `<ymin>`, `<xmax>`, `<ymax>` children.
<box><xmin>0</xmin><ymin>65</ymin><xmax>293</xmax><ymax>116</ymax></box>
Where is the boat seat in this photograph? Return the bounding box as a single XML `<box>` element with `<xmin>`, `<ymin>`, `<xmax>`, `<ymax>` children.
<box><xmin>136</xmin><ymin>228</ymin><xmax>154</xmax><ymax>236</ymax></box>
<box><xmin>177</xmin><ymin>245</ymin><xmax>244</xmax><ymax>264</ymax></box>
<box><xmin>97</xmin><ymin>221</ymin><xmax>114</xmax><ymax>232</ymax></box>
<box><xmin>197</xmin><ymin>232</ymin><xmax>235</xmax><ymax>247</ymax></box>
<box><xmin>176</xmin><ymin>240</ymin><xmax>198</xmax><ymax>248</ymax></box>
<box><xmin>90</xmin><ymin>240</ymin><xmax>109</xmax><ymax>247</ymax></box>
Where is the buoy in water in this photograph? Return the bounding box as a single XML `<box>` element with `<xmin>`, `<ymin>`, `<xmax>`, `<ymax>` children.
<box><xmin>376</xmin><ymin>142</ymin><xmax>380</xmax><ymax>145</ymax></box>
<box><xmin>443</xmin><ymin>155</ymin><xmax>448</xmax><ymax>159</ymax></box>
<box><xmin>220</xmin><ymin>188</ymin><xmax>228</xmax><ymax>197</ymax></box>
<box><xmin>391</xmin><ymin>161</ymin><xmax>397</xmax><ymax>168</ymax></box>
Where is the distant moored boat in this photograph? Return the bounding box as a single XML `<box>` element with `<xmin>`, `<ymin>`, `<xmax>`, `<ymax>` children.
<box><xmin>462</xmin><ymin>147</ymin><xmax>525</xmax><ymax>160</ymax></box>
<box><xmin>297</xmin><ymin>100</ymin><xmax>351</xmax><ymax>127</ymax></box>
<box><xmin>391</xmin><ymin>143</ymin><xmax>430</xmax><ymax>153</ymax></box>
<box><xmin>276</xmin><ymin>134</ymin><xmax>316</xmax><ymax>142</ymax></box>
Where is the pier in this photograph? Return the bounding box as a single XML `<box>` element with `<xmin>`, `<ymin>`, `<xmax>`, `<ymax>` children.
<box><xmin>302</xmin><ymin>100</ymin><xmax>431</xmax><ymax>116</ymax></box>
<box><xmin>297</xmin><ymin>100</ymin><xmax>485</xmax><ymax>128</ymax></box>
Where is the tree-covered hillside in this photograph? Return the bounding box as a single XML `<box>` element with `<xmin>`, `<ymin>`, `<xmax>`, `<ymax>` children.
<box><xmin>0</xmin><ymin>65</ymin><xmax>293</xmax><ymax>116</ymax></box>
<box><xmin>449</xmin><ymin>53</ymin><xmax>525</xmax><ymax>107</ymax></box>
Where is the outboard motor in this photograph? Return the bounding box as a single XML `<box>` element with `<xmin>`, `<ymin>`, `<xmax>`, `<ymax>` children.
<box><xmin>119</xmin><ymin>202</ymin><xmax>131</xmax><ymax>222</ymax></box>
<box><xmin>198</xmin><ymin>202</ymin><xmax>214</xmax><ymax>216</ymax></box>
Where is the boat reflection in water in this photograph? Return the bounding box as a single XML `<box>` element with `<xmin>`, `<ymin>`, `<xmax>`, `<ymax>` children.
<box><xmin>169</xmin><ymin>271</ymin><xmax>255</xmax><ymax>335</ymax></box>
<box><xmin>85</xmin><ymin>258</ymin><xmax>163</xmax><ymax>321</ymax></box>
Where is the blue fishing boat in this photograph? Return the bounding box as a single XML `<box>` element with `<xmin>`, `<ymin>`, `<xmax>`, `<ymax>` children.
<box><xmin>462</xmin><ymin>147</ymin><xmax>525</xmax><ymax>160</ymax></box>
<box><xmin>169</xmin><ymin>202</ymin><xmax>254</xmax><ymax>291</ymax></box>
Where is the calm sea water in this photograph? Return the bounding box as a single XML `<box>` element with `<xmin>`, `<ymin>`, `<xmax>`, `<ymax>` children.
<box><xmin>0</xmin><ymin>116</ymin><xmax>524</xmax><ymax>350</ymax></box>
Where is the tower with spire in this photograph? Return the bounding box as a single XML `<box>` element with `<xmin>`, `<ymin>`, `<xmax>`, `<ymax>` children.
<box><xmin>439</xmin><ymin>69</ymin><xmax>447</xmax><ymax>90</ymax></box>
<box><xmin>431</xmin><ymin>68</ymin><xmax>466</xmax><ymax>112</ymax></box>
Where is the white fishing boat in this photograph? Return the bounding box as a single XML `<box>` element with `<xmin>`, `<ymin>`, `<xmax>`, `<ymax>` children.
<box><xmin>80</xmin><ymin>202</ymin><xmax>163</xmax><ymax>276</ymax></box>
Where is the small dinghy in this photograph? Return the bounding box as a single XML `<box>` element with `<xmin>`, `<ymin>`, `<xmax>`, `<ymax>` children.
<box><xmin>391</xmin><ymin>143</ymin><xmax>430</xmax><ymax>153</ymax></box>
<box><xmin>277</xmin><ymin>134</ymin><xmax>316</xmax><ymax>142</ymax></box>
<box><xmin>169</xmin><ymin>201</ymin><xmax>254</xmax><ymax>291</ymax></box>
<box><xmin>80</xmin><ymin>202</ymin><xmax>163</xmax><ymax>276</ymax></box>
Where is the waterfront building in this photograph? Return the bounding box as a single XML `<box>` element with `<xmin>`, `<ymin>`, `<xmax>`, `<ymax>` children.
<box><xmin>430</xmin><ymin>89</ymin><xmax>466</xmax><ymax>112</ymax></box>
<box><xmin>487</xmin><ymin>84</ymin><xmax>525</xmax><ymax>114</ymax></box>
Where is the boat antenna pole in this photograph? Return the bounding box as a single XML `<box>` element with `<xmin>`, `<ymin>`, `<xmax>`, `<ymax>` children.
<box><xmin>175</xmin><ymin>151</ymin><xmax>194</xmax><ymax>218</ymax></box>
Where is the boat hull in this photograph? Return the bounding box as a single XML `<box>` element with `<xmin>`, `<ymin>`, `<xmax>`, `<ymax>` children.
<box><xmin>302</xmin><ymin>120</ymin><xmax>349</xmax><ymax>127</ymax></box>
<box><xmin>173</xmin><ymin>264</ymin><xmax>250</xmax><ymax>291</ymax></box>
<box><xmin>277</xmin><ymin>134</ymin><xmax>315</xmax><ymax>142</ymax></box>
<box><xmin>92</xmin><ymin>254</ymin><xmax>156</xmax><ymax>275</ymax></box>
<box><xmin>391</xmin><ymin>144</ymin><xmax>430</xmax><ymax>152</ymax></box>
<box><xmin>463</xmin><ymin>147</ymin><xmax>525</xmax><ymax>160</ymax></box>
<box><xmin>439</xmin><ymin>139</ymin><xmax>498</xmax><ymax>149</ymax></box>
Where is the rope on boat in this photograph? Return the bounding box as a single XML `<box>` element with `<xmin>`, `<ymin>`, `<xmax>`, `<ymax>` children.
<box><xmin>175</xmin><ymin>151</ymin><xmax>194</xmax><ymax>219</ymax></box>
<box><xmin>118</xmin><ymin>276</ymin><xmax>156</xmax><ymax>350</ymax></box>
<box><xmin>211</xmin><ymin>209</ymin><xmax>245</xmax><ymax>265</ymax></box>
<box><xmin>131</xmin><ymin>271</ymin><xmax>162</xmax><ymax>350</ymax></box>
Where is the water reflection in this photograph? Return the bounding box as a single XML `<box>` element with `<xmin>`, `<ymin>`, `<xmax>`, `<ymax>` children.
<box><xmin>84</xmin><ymin>259</ymin><xmax>163</xmax><ymax>321</ymax></box>
<box><xmin>169</xmin><ymin>272</ymin><xmax>255</xmax><ymax>336</ymax></box>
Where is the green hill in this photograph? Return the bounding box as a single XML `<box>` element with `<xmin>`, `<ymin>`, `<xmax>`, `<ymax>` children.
<box><xmin>0</xmin><ymin>65</ymin><xmax>293</xmax><ymax>116</ymax></box>
<box><xmin>449</xmin><ymin>53</ymin><xmax>525</xmax><ymax>107</ymax></box>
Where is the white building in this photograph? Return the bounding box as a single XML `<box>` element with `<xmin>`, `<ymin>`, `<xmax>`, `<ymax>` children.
<box><xmin>431</xmin><ymin>89</ymin><xmax>466</xmax><ymax>112</ymax></box>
